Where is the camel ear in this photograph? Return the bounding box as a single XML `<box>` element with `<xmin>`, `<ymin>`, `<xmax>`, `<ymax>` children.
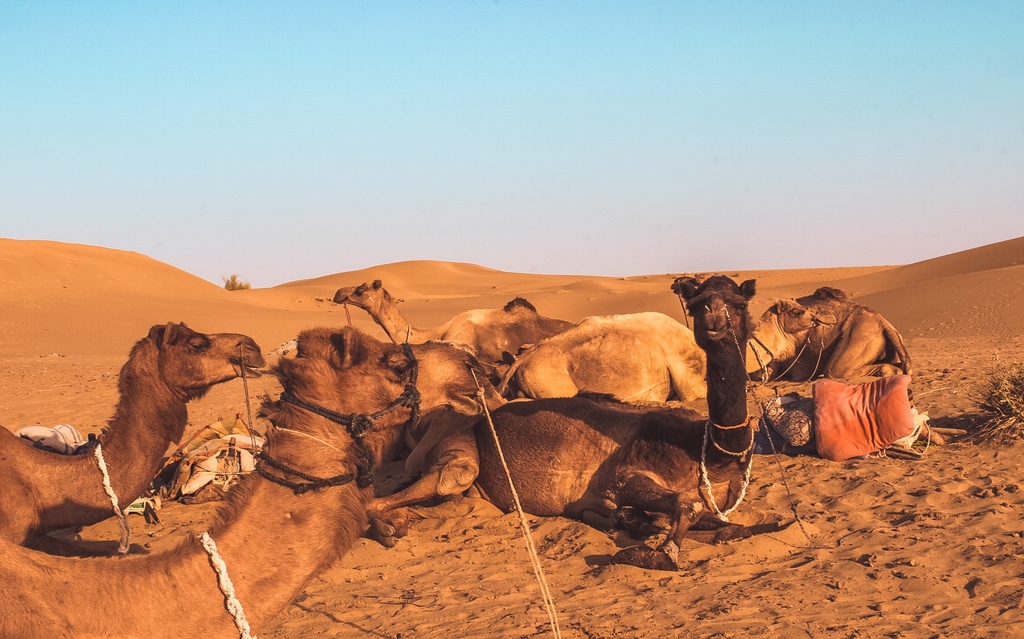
<box><xmin>372</xmin><ymin>280</ymin><xmax>382</xmax><ymax>289</ymax></box>
<box><xmin>147</xmin><ymin>324</ymin><xmax>166</xmax><ymax>343</ymax></box>
<box><xmin>672</xmin><ymin>277</ymin><xmax>700</xmax><ymax>300</ymax></box>
<box><xmin>739</xmin><ymin>279</ymin><xmax>757</xmax><ymax>299</ymax></box>
<box><xmin>331</xmin><ymin>327</ymin><xmax>368</xmax><ymax>367</ymax></box>
<box><xmin>149</xmin><ymin>322</ymin><xmax>185</xmax><ymax>346</ymax></box>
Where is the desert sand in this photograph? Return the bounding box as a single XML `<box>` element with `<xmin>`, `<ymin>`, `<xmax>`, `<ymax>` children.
<box><xmin>2</xmin><ymin>236</ymin><xmax>1023</xmax><ymax>638</ymax></box>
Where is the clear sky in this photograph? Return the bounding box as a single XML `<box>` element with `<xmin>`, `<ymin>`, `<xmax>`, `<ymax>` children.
<box><xmin>2</xmin><ymin>1</ymin><xmax>1022</xmax><ymax>288</ymax></box>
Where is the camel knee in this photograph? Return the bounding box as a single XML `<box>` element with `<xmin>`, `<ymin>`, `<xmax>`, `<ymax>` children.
<box><xmin>435</xmin><ymin>459</ymin><xmax>480</xmax><ymax>496</ymax></box>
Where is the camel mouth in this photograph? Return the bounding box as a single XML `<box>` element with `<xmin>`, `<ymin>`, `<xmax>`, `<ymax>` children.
<box><xmin>231</xmin><ymin>358</ymin><xmax>266</xmax><ymax>378</ymax></box>
<box><xmin>702</xmin><ymin>327</ymin><xmax>730</xmax><ymax>340</ymax></box>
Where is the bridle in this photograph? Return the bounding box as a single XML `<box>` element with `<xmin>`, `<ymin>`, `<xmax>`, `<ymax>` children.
<box><xmin>256</xmin><ymin>342</ymin><xmax>422</xmax><ymax>493</ymax></box>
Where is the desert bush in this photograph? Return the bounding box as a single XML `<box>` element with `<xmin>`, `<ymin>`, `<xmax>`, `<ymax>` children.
<box><xmin>971</xmin><ymin>364</ymin><xmax>1024</xmax><ymax>443</ymax></box>
<box><xmin>222</xmin><ymin>274</ymin><xmax>251</xmax><ymax>291</ymax></box>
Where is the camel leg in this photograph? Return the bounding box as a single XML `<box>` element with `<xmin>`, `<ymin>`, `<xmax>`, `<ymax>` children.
<box><xmin>607</xmin><ymin>471</ymin><xmax>704</xmax><ymax>571</ymax></box>
<box><xmin>367</xmin><ymin>430</ymin><xmax>479</xmax><ymax>547</ymax></box>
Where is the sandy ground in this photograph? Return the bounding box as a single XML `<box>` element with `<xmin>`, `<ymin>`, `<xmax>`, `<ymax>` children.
<box><xmin>2</xmin><ymin>236</ymin><xmax>1023</xmax><ymax>638</ymax></box>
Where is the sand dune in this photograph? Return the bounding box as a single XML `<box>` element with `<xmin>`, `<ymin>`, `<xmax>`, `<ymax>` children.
<box><xmin>2</xmin><ymin>236</ymin><xmax>1023</xmax><ymax>638</ymax></box>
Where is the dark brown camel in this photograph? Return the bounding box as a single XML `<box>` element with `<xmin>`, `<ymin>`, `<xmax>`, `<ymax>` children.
<box><xmin>0</xmin><ymin>325</ymin><xmax>442</xmax><ymax>637</ymax></box>
<box><xmin>0</xmin><ymin>323</ymin><xmax>264</xmax><ymax>554</ymax></box>
<box><xmin>332</xmin><ymin>279</ymin><xmax>573</xmax><ymax>367</ymax></box>
<box><xmin>370</xmin><ymin>275</ymin><xmax>760</xmax><ymax>570</ymax></box>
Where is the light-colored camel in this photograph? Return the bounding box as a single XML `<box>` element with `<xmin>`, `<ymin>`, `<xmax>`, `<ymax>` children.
<box><xmin>0</xmin><ymin>325</ymin><xmax>459</xmax><ymax>638</ymax></box>
<box><xmin>751</xmin><ymin>287</ymin><xmax>912</xmax><ymax>381</ymax></box>
<box><xmin>0</xmin><ymin>323</ymin><xmax>264</xmax><ymax>554</ymax></box>
<box><xmin>369</xmin><ymin>276</ymin><xmax>759</xmax><ymax>570</ymax></box>
<box><xmin>746</xmin><ymin>298</ymin><xmax>820</xmax><ymax>378</ymax></box>
<box><xmin>497</xmin><ymin>311</ymin><xmax>707</xmax><ymax>403</ymax></box>
<box><xmin>332</xmin><ymin>279</ymin><xmax>573</xmax><ymax>367</ymax></box>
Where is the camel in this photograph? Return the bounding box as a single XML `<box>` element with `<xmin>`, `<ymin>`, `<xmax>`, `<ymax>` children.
<box><xmin>0</xmin><ymin>322</ymin><xmax>265</xmax><ymax>554</ymax></box>
<box><xmin>0</xmin><ymin>324</ymin><xmax>466</xmax><ymax>638</ymax></box>
<box><xmin>745</xmin><ymin>298</ymin><xmax>821</xmax><ymax>379</ymax></box>
<box><xmin>332</xmin><ymin>279</ymin><xmax>573</xmax><ymax>367</ymax></box>
<box><xmin>371</xmin><ymin>276</ymin><xmax>759</xmax><ymax>570</ymax></box>
<box><xmin>751</xmin><ymin>287</ymin><xmax>912</xmax><ymax>381</ymax></box>
<box><xmin>497</xmin><ymin>311</ymin><xmax>707</xmax><ymax>403</ymax></box>
<box><xmin>362</xmin><ymin>339</ymin><xmax>507</xmax><ymax>546</ymax></box>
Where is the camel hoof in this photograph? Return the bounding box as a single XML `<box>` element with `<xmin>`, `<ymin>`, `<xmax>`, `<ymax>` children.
<box><xmin>612</xmin><ymin>545</ymin><xmax>678</xmax><ymax>572</ymax></box>
<box><xmin>610</xmin><ymin>507</ymin><xmax>663</xmax><ymax>539</ymax></box>
<box><xmin>367</xmin><ymin>516</ymin><xmax>406</xmax><ymax>548</ymax></box>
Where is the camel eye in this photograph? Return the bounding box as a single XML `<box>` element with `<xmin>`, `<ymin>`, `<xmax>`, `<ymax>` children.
<box><xmin>188</xmin><ymin>337</ymin><xmax>210</xmax><ymax>352</ymax></box>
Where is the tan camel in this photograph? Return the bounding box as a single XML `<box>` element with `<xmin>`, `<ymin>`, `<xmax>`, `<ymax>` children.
<box><xmin>752</xmin><ymin>287</ymin><xmax>912</xmax><ymax>380</ymax></box>
<box><xmin>332</xmin><ymin>279</ymin><xmax>573</xmax><ymax>367</ymax></box>
<box><xmin>746</xmin><ymin>299</ymin><xmax>820</xmax><ymax>378</ymax></box>
<box><xmin>0</xmin><ymin>323</ymin><xmax>264</xmax><ymax>554</ymax></box>
<box><xmin>370</xmin><ymin>277</ymin><xmax>760</xmax><ymax>570</ymax></box>
<box><xmin>0</xmin><ymin>325</ymin><xmax>458</xmax><ymax>638</ymax></box>
<box><xmin>497</xmin><ymin>311</ymin><xmax>707</xmax><ymax>403</ymax></box>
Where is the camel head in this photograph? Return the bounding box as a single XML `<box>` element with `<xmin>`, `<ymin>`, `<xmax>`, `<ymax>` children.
<box><xmin>673</xmin><ymin>275</ymin><xmax>757</xmax><ymax>349</ymax></box>
<box><xmin>747</xmin><ymin>300</ymin><xmax>817</xmax><ymax>374</ymax></box>
<box><xmin>765</xmin><ymin>300</ymin><xmax>818</xmax><ymax>334</ymax></box>
<box><xmin>265</xmin><ymin>326</ymin><xmax>420</xmax><ymax>465</ymax></box>
<box><xmin>133</xmin><ymin>323</ymin><xmax>265</xmax><ymax>400</ymax></box>
<box><xmin>332</xmin><ymin>279</ymin><xmax>395</xmax><ymax>312</ymax></box>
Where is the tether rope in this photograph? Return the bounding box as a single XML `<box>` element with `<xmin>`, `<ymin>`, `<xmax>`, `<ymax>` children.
<box><xmin>238</xmin><ymin>345</ymin><xmax>258</xmax><ymax>451</ymax></box>
<box><xmin>755</xmin><ymin>415</ymin><xmax>819</xmax><ymax>547</ymax></box>
<box><xmin>471</xmin><ymin>370</ymin><xmax>562</xmax><ymax>639</ymax></box>
<box><xmin>94</xmin><ymin>443</ymin><xmax>131</xmax><ymax>555</ymax></box>
<box><xmin>200</xmin><ymin>531</ymin><xmax>256</xmax><ymax>639</ymax></box>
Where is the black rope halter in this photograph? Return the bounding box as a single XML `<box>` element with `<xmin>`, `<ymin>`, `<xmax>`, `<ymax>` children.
<box><xmin>257</xmin><ymin>342</ymin><xmax>421</xmax><ymax>493</ymax></box>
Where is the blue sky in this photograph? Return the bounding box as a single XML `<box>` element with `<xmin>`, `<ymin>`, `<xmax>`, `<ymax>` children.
<box><xmin>2</xmin><ymin>1</ymin><xmax>1022</xmax><ymax>288</ymax></box>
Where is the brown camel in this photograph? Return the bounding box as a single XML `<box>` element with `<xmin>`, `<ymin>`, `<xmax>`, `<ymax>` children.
<box><xmin>0</xmin><ymin>323</ymin><xmax>264</xmax><ymax>554</ymax></box>
<box><xmin>372</xmin><ymin>276</ymin><xmax>759</xmax><ymax>570</ymax></box>
<box><xmin>497</xmin><ymin>311</ymin><xmax>707</xmax><ymax>403</ymax></box>
<box><xmin>752</xmin><ymin>287</ymin><xmax>912</xmax><ymax>381</ymax></box>
<box><xmin>332</xmin><ymin>279</ymin><xmax>573</xmax><ymax>367</ymax></box>
<box><xmin>363</xmin><ymin>338</ymin><xmax>507</xmax><ymax>546</ymax></box>
<box><xmin>0</xmin><ymin>325</ymin><xmax>448</xmax><ymax>638</ymax></box>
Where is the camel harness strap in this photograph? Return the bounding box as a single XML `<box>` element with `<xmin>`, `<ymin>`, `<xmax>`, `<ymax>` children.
<box><xmin>257</xmin><ymin>343</ymin><xmax>421</xmax><ymax>491</ymax></box>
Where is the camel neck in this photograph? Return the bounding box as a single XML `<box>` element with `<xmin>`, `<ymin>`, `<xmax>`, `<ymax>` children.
<box><xmin>372</xmin><ymin>299</ymin><xmax>415</xmax><ymax>344</ymax></box>
<box><xmin>704</xmin><ymin>340</ymin><xmax>748</xmax><ymax>429</ymax></box>
<box><xmin>98</xmin><ymin>361</ymin><xmax>189</xmax><ymax>503</ymax></box>
<box><xmin>195</xmin><ymin>478</ymin><xmax>368</xmax><ymax>630</ymax></box>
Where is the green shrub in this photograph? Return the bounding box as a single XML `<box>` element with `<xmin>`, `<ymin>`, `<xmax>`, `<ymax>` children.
<box><xmin>222</xmin><ymin>274</ymin><xmax>251</xmax><ymax>291</ymax></box>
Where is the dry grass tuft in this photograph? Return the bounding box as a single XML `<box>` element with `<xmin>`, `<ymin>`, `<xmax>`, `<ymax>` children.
<box><xmin>222</xmin><ymin>274</ymin><xmax>251</xmax><ymax>291</ymax></box>
<box><xmin>971</xmin><ymin>364</ymin><xmax>1024</xmax><ymax>443</ymax></box>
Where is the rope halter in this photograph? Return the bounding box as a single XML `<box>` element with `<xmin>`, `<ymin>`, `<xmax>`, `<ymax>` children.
<box><xmin>257</xmin><ymin>342</ymin><xmax>421</xmax><ymax>493</ymax></box>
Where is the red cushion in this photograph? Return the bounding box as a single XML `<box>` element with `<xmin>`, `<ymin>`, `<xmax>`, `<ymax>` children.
<box><xmin>813</xmin><ymin>375</ymin><xmax>915</xmax><ymax>461</ymax></box>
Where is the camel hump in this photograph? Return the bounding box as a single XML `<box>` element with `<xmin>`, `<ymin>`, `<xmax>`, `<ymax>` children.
<box><xmin>811</xmin><ymin>287</ymin><xmax>849</xmax><ymax>302</ymax></box>
<box><xmin>502</xmin><ymin>297</ymin><xmax>537</xmax><ymax>313</ymax></box>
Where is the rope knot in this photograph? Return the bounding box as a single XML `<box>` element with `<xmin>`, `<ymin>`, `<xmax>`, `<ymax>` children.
<box><xmin>349</xmin><ymin>414</ymin><xmax>374</xmax><ymax>439</ymax></box>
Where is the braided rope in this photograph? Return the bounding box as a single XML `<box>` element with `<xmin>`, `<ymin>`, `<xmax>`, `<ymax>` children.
<box><xmin>93</xmin><ymin>444</ymin><xmax>131</xmax><ymax>555</ymax></box>
<box><xmin>699</xmin><ymin>420</ymin><xmax>754</xmax><ymax>523</ymax></box>
<box><xmin>200</xmin><ymin>532</ymin><xmax>256</xmax><ymax>639</ymax></box>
